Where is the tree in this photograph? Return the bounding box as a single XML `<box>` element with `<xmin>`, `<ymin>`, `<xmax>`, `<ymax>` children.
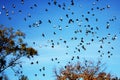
<box><xmin>0</xmin><ymin>25</ymin><xmax>37</xmax><ymax>80</ymax></box>
<box><xmin>54</xmin><ymin>60</ymin><xmax>119</xmax><ymax>80</ymax></box>
<box><xmin>19</xmin><ymin>75</ymin><xmax>29</xmax><ymax>80</ymax></box>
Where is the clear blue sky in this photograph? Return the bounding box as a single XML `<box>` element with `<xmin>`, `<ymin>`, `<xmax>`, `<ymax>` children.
<box><xmin>0</xmin><ymin>0</ymin><xmax>120</xmax><ymax>80</ymax></box>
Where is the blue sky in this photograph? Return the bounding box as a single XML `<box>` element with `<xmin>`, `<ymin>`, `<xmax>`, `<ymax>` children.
<box><xmin>0</xmin><ymin>0</ymin><xmax>120</xmax><ymax>80</ymax></box>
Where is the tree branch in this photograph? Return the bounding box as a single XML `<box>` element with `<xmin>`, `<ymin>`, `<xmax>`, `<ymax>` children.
<box><xmin>0</xmin><ymin>55</ymin><xmax>22</xmax><ymax>73</ymax></box>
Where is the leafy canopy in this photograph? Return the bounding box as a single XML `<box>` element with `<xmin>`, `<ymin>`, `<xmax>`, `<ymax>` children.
<box><xmin>0</xmin><ymin>25</ymin><xmax>37</xmax><ymax>79</ymax></box>
<box><xmin>54</xmin><ymin>60</ymin><xmax>119</xmax><ymax>80</ymax></box>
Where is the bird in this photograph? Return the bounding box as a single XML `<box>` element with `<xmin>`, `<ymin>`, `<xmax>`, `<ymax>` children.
<box><xmin>100</xmin><ymin>45</ymin><xmax>103</xmax><ymax>48</ymax></box>
<box><xmin>66</xmin><ymin>45</ymin><xmax>69</xmax><ymax>48</ymax></box>
<box><xmin>21</xmin><ymin>0</ymin><xmax>24</xmax><ymax>4</ymax></box>
<box><xmin>108</xmin><ymin>55</ymin><xmax>110</xmax><ymax>58</ymax></box>
<box><xmin>87</xmin><ymin>11</ymin><xmax>90</xmax><ymax>14</ymax></box>
<box><xmin>2</xmin><ymin>5</ymin><xmax>5</xmax><ymax>10</ymax></box>
<box><xmin>45</xmin><ymin>9</ymin><xmax>48</xmax><ymax>11</ymax></box>
<box><xmin>8</xmin><ymin>17</ymin><xmax>12</xmax><ymax>20</ymax></box>
<box><xmin>24</xmin><ymin>17</ymin><xmax>27</xmax><ymax>21</ymax></box>
<box><xmin>78</xmin><ymin>49</ymin><xmax>80</xmax><ymax>52</ymax></box>
<box><xmin>98</xmin><ymin>50</ymin><xmax>101</xmax><ymax>53</ymax></box>
<box><xmin>63</xmin><ymin>40</ymin><xmax>67</xmax><ymax>44</ymax></box>
<box><xmin>51</xmin><ymin>58</ymin><xmax>54</xmax><ymax>61</ymax></box>
<box><xmin>33</xmin><ymin>42</ymin><xmax>35</xmax><ymax>44</ymax></box>
<box><xmin>43</xmin><ymin>67</ymin><xmax>45</xmax><ymax>70</ymax></box>
<box><xmin>71</xmin><ymin>12</ymin><xmax>74</xmax><ymax>15</ymax></box>
<box><xmin>34</xmin><ymin>4</ymin><xmax>37</xmax><ymax>7</ymax></box>
<box><xmin>55</xmin><ymin>58</ymin><xmax>57</xmax><ymax>60</ymax></box>
<box><xmin>53</xmin><ymin>32</ymin><xmax>56</xmax><ymax>35</ymax></box>
<box><xmin>107</xmin><ymin>5</ymin><xmax>110</xmax><ymax>8</ymax></box>
<box><xmin>66</xmin><ymin>14</ymin><xmax>69</xmax><ymax>18</ymax></box>
<box><xmin>31</xmin><ymin>62</ymin><xmax>34</xmax><ymax>65</ymax></box>
<box><xmin>91</xmin><ymin>39</ymin><xmax>94</xmax><ymax>42</ymax></box>
<box><xmin>77</xmin><ymin>56</ymin><xmax>80</xmax><ymax>59</ymax></box>
<box><xmin>96</xmin><ymin>18</ymin><xmax>98</xmax><ymax>22</ymax></box>
<box><xmin>59</xmin><ymin>17</ymin><xmax>63</xmax><ymax>21</ymax></box>
<box><xmin>62</xmin><ymin>7</ymin><xmax>65</xmax><ymax>10</ymax></box>
<box><xmin>85</xmin><ymin>18</ymin><xmax>89</xmax><ymax>22</ymax></box>
<box><xmin>82</xmin><ymin>45</ymin><xmax>86</xmax><ymax>50</ymax></box>
<box><xmin>68</xmin><ymin>19</ymin><xmax>74</xmax><ymax>24</ymax></box>
<box><xmin>53</xmin><ymin>0</ymin><xmax>57</xmax><ymax>5</ymax></box>
<box><xmin>43</xmin><ymin>74</ymin><xmax>45</xmax><ymax>76</ymax></box>
<box><xmin>48</xmin><ymin>19</ymin><xmax>51</xmax><ymax>23</ymax></box>
<box><xmin>71</xmin><ymin>0</ymin><xmax>74</xmax><ymax>6</ymax></box>
<box><xmin>91</xmin><ymin>8</ymin><xmax>94</xmax><ymax>11</ymax></box>
<box><xmin>30</xmin><ymin>6</ymin><xmax>33</xmax><ymax>9</ymax></box>
<box><xmin>36</xmin><ymin>61</ymin><xmax>39</xmax><ymax>64</ymax></box>
<box><xmin>39</xmin><ymin>69</ymin><xmax>42</xmax><ymax>72</ymax></box>
<box><xmin>58</xmin><ymin>4</ymin><xmax>61</xmax><ymax>8</ymax></box>
<box><xmin>39</xmin><ymin>20</ymin><xmax>42</xmax><ymax>24</ymax></box>
<box><xmin>48</xmin><ymin>2</ymin><xmax>51</xmax><ymax>5</ymax></box>
<box><xmin>92</xmin><ymin>14</ymin><xmax>95</xmax><ymax>16</ymax></box>
<box><xmin>107</xmin><ymin>51</ymin><xmax>110</xmax><ymax>54</ymax></box>
<box><xmin>57</xmin><ymin>42</ymin><xmax>59</xmax><ymax>45</ymax></box>
<box><xmin>18</xmin><ymin>10</ymin><xmax>22</xmax><ymax>13</ymax></box>
<box><xmin>27</xmin><ymin>13</ymin><xmax>31</xmax><ymax>18</ymax></box>
<box><xmin>51</xmin><ymin>45</ymin><xmax>54</xmax><ymax>48</ymax></box>
<box><xmin>82</xmin><ymin>15</ymin><xmax>84</xmax><ymax>17</ymax></box>
<box><xmin>12</xmin><ymin>4</ymin><xmax>16</xmax><ymax>8</ymax></box>
<box><xmin>42</xmin><ymin>33</ymin><xmax>45</xmax><ymax>37</ymax></box>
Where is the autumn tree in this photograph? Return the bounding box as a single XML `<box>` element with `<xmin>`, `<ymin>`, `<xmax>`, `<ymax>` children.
<box><xmin>54</xmin><ymin>60</ymin><xmax>119</xmax><ymax>80</ymax></box>
<box><xmin>0</xmin><ymin>25</ymin><xmax>37</xmax><ymax>80</ymax></box>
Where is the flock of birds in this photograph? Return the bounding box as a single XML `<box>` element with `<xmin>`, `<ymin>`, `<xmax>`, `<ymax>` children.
<box><xmin>0</xmin><ymin>0</ymin><xmax>119</xmax><ymax>79</ymax></box>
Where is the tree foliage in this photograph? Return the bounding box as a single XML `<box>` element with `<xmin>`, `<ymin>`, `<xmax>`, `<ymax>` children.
<box><xmin>19</xmin><ymin>75</ymin><xmax>29</xmax><ymax>80</ymax></box>
<box><xmin>54</xmin><ymin>60</ymin><xmax>120</xmax><ymax>80</ymax></box>
<box><xmin>0</xmin><ymin>25</ymin><xmax>37</xmax><ymax>80</ymax></box>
